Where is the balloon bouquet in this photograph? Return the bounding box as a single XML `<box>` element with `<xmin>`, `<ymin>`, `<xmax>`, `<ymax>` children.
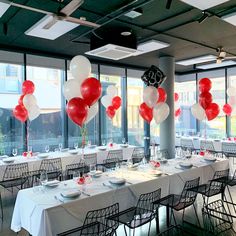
<box><xmin>223</xmin><ymin>86</ymin><xmax>236</xmax><ymax>116</ymax></box>
<box><xmin>13</xmin><ymin>80</ymin><xmax>40</xmax><ymax>157</ymax></box>
<box><xmin>64</xmin><ymin>55</ymin><xmax>101</xmax><ymax>148</ymax></box>
<box><xmin>174</xmin><ymin>92</ymin><xmax>181</xmax><ymax>118</ymax></box>
<box><xmin>191</xmin><ymin>78</ymin><xmax>220</xmax><ymax>138</ymax></box>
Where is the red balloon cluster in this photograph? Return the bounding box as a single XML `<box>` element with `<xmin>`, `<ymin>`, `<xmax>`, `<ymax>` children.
<box><xmin>13</xmin><ymin>80</ymin><xmax>35</xmax><ymax>122</ymax></box>
<box><xmin>106</xmin><ymin>96</ymin><xmax>122</xmax><ymax>119</ymax></box>
<box><xmin>223</xmin><ymin>103</ymin><xmax>232</xmax><ymax>116</ymax></box>
<box><xmin>66</xmin><ymin>77</ymin><xmax>102</xmax><ymax>127</ymax></box>
<box><xmin>198</xmin><ymin>78</ymin><xmax>219</xmax><ymax>121</ymax></box>
<box><xmin>174</xmin><ymin>92</ymin><xmax>181</xmax><ymax>118</ymax></box>
<box><xmin>139</xmin><ymin>87</ymin><xmax>167</xmax><ymax>123</ymax></box>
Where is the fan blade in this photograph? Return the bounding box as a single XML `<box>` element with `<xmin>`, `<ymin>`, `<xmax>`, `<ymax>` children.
<box><xmin>43</xmin><ymin>16</ymin><xmax>58</xmax><ymax>29</ymax></box>
<box><xmin>60</xmin><ymin>0</ymin><xmax>84</xmax><ymax>16</ymax></box>
<box><xmin>219</xmin><ymin>51</ymin><xmax>226</xmax><ymax>58</ymax></box>
<box><xmin>66</xmin><ymin>16</ymin><xmax>100</xmax><ymax>28</ymax></box>
<box><xmin>224</xmin><ymin>56</ymin><xmax>236</xmax><ymax>60</ymax></box>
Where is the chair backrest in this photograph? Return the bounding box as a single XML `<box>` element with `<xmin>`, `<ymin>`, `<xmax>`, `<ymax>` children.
<box><xmin>40</xmin><ymin>158</ymin><xmax>62</xmax><ymax>175</ymax></box>
<box><xmin>213</xmin><ymin>169</ymin><xmax>229</xmax><ymax>180</ymax></box>
<box><xmin>83</xmin><ymin>203</ymin><xmax>119</xmax><ymax>235</ymax></box>
<box><xmin>107</xmin><ymin>150</ymin><xmax>123</xmax><ymax>160</ymax></box>
<box><xmin>179</xmin><ymin>177</ymin><xmax>200</xmax><ymax>207</ymax></box>
<box><xmin>222</xmin><ymin>142</ymin><xmax>236</xmax><ymax>155</ymax></box>
<box><xmin>132</xmin><ymin>147</ymin><xmax>144</xmax><ymax>163</ymax></box>
<box><xmin>136</xmin><ymin>188</ymin><xmax>161</xmax><ymax>213</ymax></box>
<box><xmin>65</xmin><ymin>160</ymin><xmax>88</xmax><ymax>179</ymax></box>
<box><xmin>180</xmin><ymin>138</ymin><xmax>194</xmax><ymax>149</ymax></box>
<box><xmin>200</xmin><ymin>140</ymin><xmax>215</xmax><ymax>152</ymax></box>
<box><xmin>83</xmin><ymin>153</ymin><xmax>97</xmax><ymax>166</ymax></box>
<box><xmin>3</xmin><ymin>163</ymin><xmax>29</xmax><ymax>180</ymax></box>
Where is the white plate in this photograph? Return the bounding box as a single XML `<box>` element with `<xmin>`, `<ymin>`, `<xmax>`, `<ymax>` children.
<box><xmin>90</xmin><ymin>170</ymin><xmax>103</xmax><ymax>178</ymax></box>
<box><xmin>60</xmin><ymin>189</ymin><xmax>81</xmax><ymax>198</ymax></box>
<box><xmin>98</xmin><ymin>146</ymin><xmax>107</xmax><ymax>151</ymax></box>
<box><xmin>109</xmin><ymin>178</ymin><xmax>126</xmax><ymax>185</ymax></box>
<box><xmin>120</xmin><ymin>144</ymin><xmax>128</xmax><ymax>148</ymax></box>
<box><xmin>179</xmin><ymin>162</ymin><xmax>193</xmax><ymax>169</ymax></box>
<box><xmin>0</xmin><ymin>155</ymin><xmax>9</xmax><ymax>160</ymax></box>
<box><xmin>203</xmin><ymin>157</ymin><xmax>216</xmax><ymax>162</ymax></box>
<box><xmin>149</xmin><ymin>170</ymin><xmax>162</xmax><ymax>176</ymax></box>
<box><xmin>128</xmin><ymin>163</ymin><xmax>139</xmax><ymax>171</ymax></box>
<box><xmin>37</xmin><ymin>153</ymin><xmax>49</xmax><ymax>159</ymax></box>
<box><xmin>2</xmin><ymin>158</ymin><xmax>15</xmax><ymax>164</ymax></box>
<box><xmin>61</xmin><ymin>148</ymin><xmax>69</xmax><ymax>152</ymax></box>
<box><xmin>43</xmin><ymin>180</ymin><xmax>60</xmax><ymax>187</ymax></box>
<box><xmin>87</xmin><ymin>145</ymin><xmax>97</xmax><ymax>149</ymax></box>
<box><xmin>68</xmin><ymin>150</ymin><xmax>78</xmax><ymax>155</ymax></box>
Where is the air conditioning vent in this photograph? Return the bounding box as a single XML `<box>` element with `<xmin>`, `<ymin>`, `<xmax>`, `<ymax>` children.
<box><xmin>85</xmin><ymin>44</ymin><xmax>138</xmax><ymax>60</ymax></box>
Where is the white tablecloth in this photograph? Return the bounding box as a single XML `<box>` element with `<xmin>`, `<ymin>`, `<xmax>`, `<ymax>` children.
<box><xmin>11</xmin><ymin>157</ymin><xmax>229</xmax><ymax>236</ymax></box>
<box><xmin>0</xmin><ymin>145</ymin><xmax>135</xmax><ymax>181</ymax></box>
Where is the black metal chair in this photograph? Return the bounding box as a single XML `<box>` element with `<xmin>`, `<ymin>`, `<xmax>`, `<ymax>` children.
<box><xmin>103</xmin><ymin>150</ymin><xmax>123</xmax><ymax>169</ymax></box>
<box><xmin>131</xmin><ymin>147</ymin><xmax>144</xmax><ymax>164</ymax></box>
<box><xmin>57</xmin><ymin>203</ymin><xmax>119</xmax><ymax>236</ymax></box>
<box><xmin>154</xmin><ymin>177</ymin><xmax>200</xmax><ymax>228</ymax></box>
<box><xmin>180</xmin><ymin>138</ymin><xmax>195</xmax><ymax>153</ymax></box>
<box><xmin>108</xmin><ymin>188</ymin><xmax>161</xmax><ymax>236</ymax></box>
<box><xmin>203</xmin><ymin>199</ymin><xmax>236</xmax><ymax>235</ymax></box>
<box><xmin>222</xmin><ymin>142</ymin><xmax>236</xmax><ymax>159</ymax></box>
<box><xmin>65</xmin><ymin>160</ymin><xmax>89</xmax><ymax>180</ymax></box>
<box><xmin>39</xmin><ymin>158</ymin><xmax>63</xmax><ymax>180</ymax></box>
<box><xmin>194</xmin><ymin>169</ymin><xmax>229</xmax><ymax>206</ymax></box>
<box><xmin>200</xmin><ymin>140</ymin><xmax>217</xmax><ymax>154</ymax></box>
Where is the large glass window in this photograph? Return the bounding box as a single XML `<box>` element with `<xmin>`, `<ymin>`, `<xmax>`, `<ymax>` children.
<box><xmin>26</xmin><ymin>55</ymin><xmax>65</xmax><ymax>152</ymax></box>
<box><xmin>127</xmin><ymin>69</ymin><xmax>144</xmax><ymax>146</ymax></box>
<box><xmin>67</xmin><ymin>63</ymin><xmax>99</xmax><ymax>148</ymax></box>
<box><xmin>175</xmin><ymin>74</ymin><xmax>197</xmax><ymax>136</ymax></box>
<box><xmin>100</xmin><ymin>66</ymin><xmax>123</xmax><ymax>144</ymax></box>
<box><xmin>198</xmin><ymin>70</ymin><xmax>226</xmax><ymax>138</ymax></box>
<box><xmin>0</xmin><ymin>51</ymin><xmax>24</xmax><ymax>155</ymax></box>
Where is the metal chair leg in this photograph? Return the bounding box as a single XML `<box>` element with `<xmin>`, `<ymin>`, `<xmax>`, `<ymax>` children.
<box><xmin>193</xmin><ymin>203</ymin><xmax>201</xmax><ymax>227</ymax></box>
<box><xmin>226</xmin><ymin>185</ymin><xmax>236</xmax><ymax>214</ymax></box>
<box><xmin>0</xmin><ymin>192</ymin><xmax>3</xmax><ymax>221</ymax></box>
<box><xmin>124</xmin><ymin>224</ymin><xmax>128</xmax><ymax>236</ymax></box>
<box><xmin>147</xmin><ymin>221</ymin><xmax>152</xmax><ymax>236</ymax></box>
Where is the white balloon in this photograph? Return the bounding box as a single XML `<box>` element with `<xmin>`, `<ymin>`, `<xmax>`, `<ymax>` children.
<box><xmin>23</xmin><ymin>94</ymin><xmax>37</xmax><ymax>110</ymax></box>
<box><xmin>63</xmin><ymin>79</ymin><xmax>82</xmax><ymax>101</ymax></box>
<box><xmin>28</xmin><ymin>105</ymin><xmax>40</xmax><ymax>121</ymax></box>
<box><xmin>85</xmin><ymin>103</ymin><xmax>98</xmax><ymax>124</ymax></box>
<box><xmin>191</xmin><ymin>103</ymin><xmax>205</xmax><ymax>121</ymax></box>
<box><xmin>227</xmin><ymin>87</ymin><xmax>236</xmax><ymax>97</ymax></box>
<box><xmin>101</xmin><ymin>95</ymin><xmax>112</xmax><ymax>108</ymax></box>
<box><xmin>143</xmin><ymin>86</ymin><xmax>158</xmax><ymax>108</ymax></box>
<box><xmin>229</xmin><ymin>96</ymin><xmax>236</xmax><ymax>107</ymax></box>
<box><xmin>70</xmin><ymin>55</ymin><xmax>91</xmax><ymax>82</ymax></box>
<box><xmin>107</xmin><ymin>85</ymin><xmax>118</xmax><ymax>97</ymax></box>
<box><xmin>153</xmin><ymin>102</ymin><xmax>170</xmax><ymax>124</ymax></box>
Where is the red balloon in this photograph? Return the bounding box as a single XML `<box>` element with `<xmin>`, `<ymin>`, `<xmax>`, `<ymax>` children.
<box><xmin>106</xmin><ymin>105</ymin><xmax>116</xmax><ymax>119</ymax></box>
<box><xmin>223</xmin><ymin>104</ymin><xmax>232</xmax><ymax>116</ymax></box>
<box><xmin>157</xmin><ymin>88</ymin><xmax>167</xmax><ymax>103</ymax></box>
<box><xmin>205</xmin><ymin>103</ymin><xmax>220</xmax><ymax>121</ymax></box>
<box><xmin>66</xmin><ymin>97</ymin><xmax>88</xmax><ymax>127</ymax></box>
<box><xmin>112</xmin><ymin>96</ymin><xmax>121</xmax><ymax>110</ymax></box>
<box><xmin>199</xmin><ymin>92</ymin><xmax>212</xmax><ymax>109</ymax></box>
<box><xmin>13</xmin><ymin>105</ymin><xmax>28</xmax><ymax>122</ymax></box>
<box><xmin>18</xmin><ymin>94</ymin><xmax>25</xmax><ymax>106</ymax></box>
<box><xmin>198</xmin><ymin>78</ymin><xmax>212</xmax><ymax>93</ymax></box>
<box><xmin>139</xmin><ymin>102</ymin><xmax>153</xmax><ymax>123</ymax></box>
<box><xmin>175</xmin><ymin>108</ymin><xmax>181</xmax><ymax>117</ymax></box>
<box><xmin>22</xmin><ymin>80</ymin><xmax>35</xmax><ymax>95</ymax></box>
<box><xmin>174</xmin><ymin>93</ymin><xmax>179</xmax><ymax>102</ymax></box>
<box><xmin>81</xmin><ymin>77</ymin><xmax>102</xmax><ymax>107</ymax></box>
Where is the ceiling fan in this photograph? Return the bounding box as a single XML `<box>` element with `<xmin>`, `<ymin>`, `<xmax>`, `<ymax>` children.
<box><xmin>216</xmin><ymin>47</ymin><xmax>236</xmax><ymax>64</ymax></box>
<box><xmin>10</xmin><ymin>0</ymin><xmax>100</xmax><ymax>29</ymax></box>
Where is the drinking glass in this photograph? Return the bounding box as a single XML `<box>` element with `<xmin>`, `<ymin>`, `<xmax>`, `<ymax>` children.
<box><xmin>73</xmin><ymin>171</ymin><xmax>80</xmax><ymax>182</ymax></box>
<box><xmin>87</xmin><ymin>140</ymin><xmax>91</xmax><ymax>147</ymax></box>
<box><xmin>58</xmin><ymin>143</ymin><xmax>63</xmax><ymax>152</ymax></box>
<box><xmin>40</xmin><ymin>171</ymin><xmax>48</xmax><ymax>185</ymax></box>
<box><xmin>74</xmin><ymin>142</ymin><xmax>78</xmax><ymax>149</ymax></box>
<box><xmin>28</xmin><ymin>146</ymin><xmax>32</xmax><ymax>153</ymax></box>
<box><xmin>89</xmin><ymin>164</ymin><xmax>96</xmax><ymax>174</ymax></box>
<box><xmin>122</xmin><ymin>138</ymin><xmax>126</xmax><ymax>144</ymax></box>
<box><xmin>102</xmin><ymin>140</ymin><xmax>106</xmax><ymax>146</ymax></box>
<box><xmin>45</xmin><ymin>145</ymin><xmax>50</xmax><ymax>153</ymax></box>
<box><xmin>12</xmin><ymin>148</ymin><xmax>17</xmax><ymax>157</ymax></box>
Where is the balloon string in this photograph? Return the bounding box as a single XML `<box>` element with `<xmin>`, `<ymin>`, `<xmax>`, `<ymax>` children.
<box><xmin>26</xmin><ymin>121</ymin><xmax>31</xmax><ymax>152</ymax></box>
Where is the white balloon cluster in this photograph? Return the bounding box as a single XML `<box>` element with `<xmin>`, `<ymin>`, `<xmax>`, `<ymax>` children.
<box><xmin>23</xmin><ymin>94</ymin><xmax>40</xmax><ymax>121</ymax></box>
<box><xmin>63</xmin><ymin>55</ymin><xmax>98</xmax><ymax>124</ymax></box>
<box><xmin>227</xmin><ymin>86</ymin><xmax>236</xmax><ymax>114</ymax></box>
<box><xmin>191</xmin><ymin>103</ymin><xmax>206</xmax><ymax>121</ymax></box>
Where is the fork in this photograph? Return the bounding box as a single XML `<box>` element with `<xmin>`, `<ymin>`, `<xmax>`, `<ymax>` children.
<box><xmin>54</xmin><ymin>195</ymin><xmax>64</xmax><ymax>203</ymax></box>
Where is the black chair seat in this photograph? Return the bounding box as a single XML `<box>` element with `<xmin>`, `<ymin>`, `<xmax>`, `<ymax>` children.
<box><xmin>0</xmin><ymin>177</ymin><xmax>28</xmax><ymax>189</ymax></box>
<box><xmin>228</xmin><ymin>178</ymin><xmax>236</xmax><ymax>187</ymax></box>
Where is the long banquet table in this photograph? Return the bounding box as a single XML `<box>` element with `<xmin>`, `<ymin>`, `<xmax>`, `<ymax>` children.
<box><xmin>0</xmin><ymin>145</ymin><xmax>135</xmax><ymax>180</ymax></box>
<box><xmin>11</xmin><ymin>156</ymin><xmax>229</xmax><ymax>236</ymax></box>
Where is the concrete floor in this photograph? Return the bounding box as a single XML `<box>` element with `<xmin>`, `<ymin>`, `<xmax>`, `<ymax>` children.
<box><xmin>0</xmin><ymin>186</ymin><xmax>236</xmax><ymax>236</ymax></box>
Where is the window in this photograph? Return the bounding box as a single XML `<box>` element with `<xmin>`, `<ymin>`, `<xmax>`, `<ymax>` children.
<box><xmin>67</xmin><ymin>63</ymin><xmax>99</xmax><ymax>148</ymax></box>
<box><xmin>0</xmin><ymin>51</ymin><xmax>24</xmax><ymax>155</ymax></box>
<box><xmin>175</xmin><ymin>74</ymin><xmax>197</xmax><ymax>136</ymax></box>
<box><xmin>127</xmin><ymin>69</ymin><xmax>144</xmax><ymax>146</ymax></box>
<box><xmin>26</xmin><ymin>55</ymin><xmax>65</xmax><ymax>152</ymax></box>
<box><xmin>100</xmin><ymin>66</ymin><xmax>123</xmax><ymax>143</ymax></box>
<box><xmin>198</xmin><ymin>70</ymin><xmax>226</xmax><ymax>138</ymax></box>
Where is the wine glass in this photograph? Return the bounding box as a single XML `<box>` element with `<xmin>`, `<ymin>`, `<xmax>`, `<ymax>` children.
<box><xmin>45</xmin><ymin>145</ymin><xmax>50</xmax><ymax>153</ymax></box>
<box><xmin>40</xmin><ymin>171</ymin><xmax>48</xmax><ymax>185</ymax></box>
<box><xmin>74</xmin><ymin>142</ymin><xmax>78</xmax><ymax>150</ymax></box>
<box><xmin>58</xmin><ymin>143</ymin><xmax>63</xmax><ymax>152</ymax></box>
<box><xmin>102</xmin><ymin>140</ymin><xmax>106</xmax><ymax>146</ymax></box>
<box><xmin>89</xmin><ymin>164</ymin><xmax>96</xmax><ymax>174</ymax></box>
<box><xmin>122</xmin><ymin>138</ymin><xmax>126</xmax><ymax>144</ymax></box>
<box><xmin>73</xmin><ymin>171</ymin><xmax>80</xmax><ymax>182</ymax></box>
<box><xmin>87</xmin><ymin>140</ymin><xmax>91</xmax><ymax>147</ymax></box>
<box><xmin>12</xmin><ymin>148</ymin><xmax>17</xmax><ymax>157</ymax></box>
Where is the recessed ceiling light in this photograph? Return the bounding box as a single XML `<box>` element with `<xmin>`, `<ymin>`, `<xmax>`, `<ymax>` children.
<box><xmin>25</xmin><ymin>15</ymin><xmax>78</xmax><ymax>40</ymax></box>
<box><xmin>121</xmin><ymin>31</ymin><xmax>132</xmax><ymax>36</ymax></box>
<box><xmin>222</xmin><ymin>12</ymin><xmax>236</xmax><ymax>26</ymax></box>
<box><xmin>133</xmin><ymin>39</ymin><xmax>169</xmax><ymax>56</ymax></box>
<box><xmin>180</xmin><ymin>0</ymin><xmax>229</xmax><ymax>10</ymax></box>
<box><xmin>176</xmin><ymin>55</ymin><xmax>216</xmax><ymax>66</ymax></box>
<box><xmin>0</xmin><ymin>0</ymin><xmax>10</xmax><ymax>18</ymax></box>
<box><xmin>196</xmin><ymin>60</ymin><xmax>236</xmax><ymax>70</ymax></box>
